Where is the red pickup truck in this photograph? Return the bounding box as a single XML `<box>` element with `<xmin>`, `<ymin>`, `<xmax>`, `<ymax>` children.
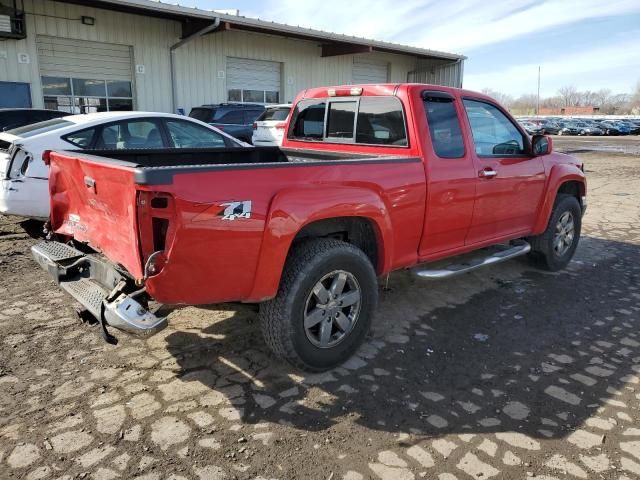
<box><xmin>32</xmin><ymin>84</ymin><xmax>586</xmax><ymax>371</ymax></box>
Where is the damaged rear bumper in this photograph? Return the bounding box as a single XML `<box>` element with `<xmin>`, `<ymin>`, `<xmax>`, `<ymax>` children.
<box><xmin>31</xmin><ymin>241</ymin><xmax>167</xmax><ymax>337</ymax></box>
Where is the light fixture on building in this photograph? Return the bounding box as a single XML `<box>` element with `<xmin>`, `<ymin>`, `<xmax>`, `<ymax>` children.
<box><xmin>81</xmin><ymin>16</ymin><xmax>95</xmax><ymax>26</ymax></box>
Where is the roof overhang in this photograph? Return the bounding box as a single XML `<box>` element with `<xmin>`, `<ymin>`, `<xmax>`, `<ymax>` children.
<box><xmin>55</xmin><ymin>0</ymin><xmax>466</xmax><ymax>61</ymax></box>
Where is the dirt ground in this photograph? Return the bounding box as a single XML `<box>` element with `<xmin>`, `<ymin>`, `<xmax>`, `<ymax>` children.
<box><xmin>1</xmin><ymin>137</ymin><xmax>639</xmax><ymax>480</ymax></box>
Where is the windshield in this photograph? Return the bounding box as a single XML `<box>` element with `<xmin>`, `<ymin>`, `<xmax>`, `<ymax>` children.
<box><xmin>7</xmin><ymin>118</ymin><xmax>73</xmax><ymax>138</ymax></box>
<box><xmin>189</xmin><ymin>108</ymin><xmax>215</xmax><ymax>123</ymax></box>
<box><xmin>258</xmin><ymin>107</ymin><xmax>291</xmax><ymax>122</ymax></box>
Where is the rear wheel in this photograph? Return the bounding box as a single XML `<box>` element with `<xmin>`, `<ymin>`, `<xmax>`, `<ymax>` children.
<box><xmin>529</xmin><ymin>194</ymin><xmax>582</xmax><ymax>271</ymax></box>
<box><xmin>259</xmin><ymin>238</ymin><xmax>378</xmax><ymax>372</ymax></box>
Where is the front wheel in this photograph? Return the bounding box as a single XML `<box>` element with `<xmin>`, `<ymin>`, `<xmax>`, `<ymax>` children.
<box><xmin>259</xmin><ymin>239</ymin><xmax>378</xmax><ymax>372</ymax></box>
<box><xmin>528</xmin><ymin>194</ymin><xmax>582</xmax><ymax>271</ymax></box>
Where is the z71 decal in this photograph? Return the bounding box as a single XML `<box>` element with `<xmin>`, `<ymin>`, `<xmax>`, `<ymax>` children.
<box><xmin>219</xmin><ymin>201</ymin><xmax>252</xmax><ymax>221</ymax></box>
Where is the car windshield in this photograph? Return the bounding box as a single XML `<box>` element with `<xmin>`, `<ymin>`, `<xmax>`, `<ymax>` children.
<box><xmin>7</xmin><ymin>118</ymin><xmax>73</xmax><ymax>138</ymax></box>
<box><xmin>189</xmin><ymin>108</ymin><xmax>215</xmax><ymax>122</ymax></box>
<box><xmin>257</xmin><ymin>107</ymin><xmax>291</xmax><ymax>122</ymax></box>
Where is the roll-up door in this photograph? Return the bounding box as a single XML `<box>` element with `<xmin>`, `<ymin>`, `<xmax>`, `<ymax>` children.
<box><xmin>37</xmin><ymin>36</ymin><xmax>134</xmax><ymax>113</ymax></box>
<box><xmin>353</xmin><ymin>57</ymin><xmax>389</xmax><ymax>84</ymax></box>
<box><xmin>226</xmin><ymin>57</ymin><xmax>281</xmax><ymax>104</ymax></box>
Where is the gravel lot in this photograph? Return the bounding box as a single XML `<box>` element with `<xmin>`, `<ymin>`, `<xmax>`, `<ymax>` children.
<box><xmin>1</xmin><ymin>137</ymin><xmax>639</xmax><ymax>480</ymax></box>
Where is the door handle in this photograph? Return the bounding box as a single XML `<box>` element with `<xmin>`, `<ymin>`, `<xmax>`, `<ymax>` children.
<box><xmin>479</xmin><ymin>168</ymin><xmax>497</xmax><ymax>178</ymax></box>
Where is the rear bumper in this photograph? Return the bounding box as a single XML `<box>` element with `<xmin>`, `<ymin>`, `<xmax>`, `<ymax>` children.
<box><xmin>31</xmin><ymin>241</ymin><xmax>166</xmax><ymax>337</ymax></box>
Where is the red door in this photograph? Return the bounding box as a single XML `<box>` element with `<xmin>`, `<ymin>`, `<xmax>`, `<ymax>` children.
<box><xmin>417</xmin><ymin>91</ymin><xmax>477</xmax><ymax>257</ymax></box>
<box><xmin>462</xmin><ymin>98</ymin><xmax>546</xmax><ymax>245</ymax></box>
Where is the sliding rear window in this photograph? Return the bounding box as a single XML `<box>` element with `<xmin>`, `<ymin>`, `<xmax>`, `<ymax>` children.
<box><xmin>289</xmin><ymin>96</ymin><xmax>407</xmax><ymax>146</ymax></box>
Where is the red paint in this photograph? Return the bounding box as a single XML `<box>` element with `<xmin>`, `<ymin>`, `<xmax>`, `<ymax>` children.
<box><xmin>48</xmin><ymin>84</ymin><xmax>586</xmax><ymax>306</ymax></box>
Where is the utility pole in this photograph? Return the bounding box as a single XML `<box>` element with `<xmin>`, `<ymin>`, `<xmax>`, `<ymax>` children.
<box><xmin>536</xmin><ymin>66</ymin><xmax>541</xmax><ymax>116</ymax></box>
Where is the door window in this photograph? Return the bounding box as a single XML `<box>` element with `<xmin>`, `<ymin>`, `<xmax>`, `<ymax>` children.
<box><xmin>97</xmin><ymin>120</ymin><xmax>163</xmax><ymax>149</ymax></box>
<box><xmin>165</xmin><ymin>120</ymin><xmax>229</xmax><ymax>148</ymax></box>
<box><xmin>423</xmin><ymin>95</ymin><xmax>464</xmax><ymax>158</ymax></box>
<box><xmin>463</xmin><ymin>99</ymin><xmax>526</xmax><ymax>156</ymax></box>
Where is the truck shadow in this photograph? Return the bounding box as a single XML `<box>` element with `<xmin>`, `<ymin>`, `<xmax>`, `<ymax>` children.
<box><xmin>164</xmin><ymin>236</ymin><xmax>640</xmax><ymax>440</ymax></box>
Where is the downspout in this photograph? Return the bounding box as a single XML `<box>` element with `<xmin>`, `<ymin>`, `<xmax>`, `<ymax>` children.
<box><xmin>170</xmin><ymin>16</ymin><xmax>221</xmax><ymax>113</ymax></box>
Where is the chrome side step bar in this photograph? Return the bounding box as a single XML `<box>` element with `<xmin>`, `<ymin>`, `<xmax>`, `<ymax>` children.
<box><xmin>413</xmin><ymin>240</ymin><xmax>531</xmax><ymax>279</ymax></box>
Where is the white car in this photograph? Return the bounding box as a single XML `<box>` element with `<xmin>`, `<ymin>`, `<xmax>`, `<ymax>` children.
<box><xmin>0</xmin><ymin>111</ymin><xmax>246</xmax><ymax>220</ymax></box>
<box><xmin>251</xmin><ymin>104</ymin><xmax>292</xmax><ymax>146</ymax></box>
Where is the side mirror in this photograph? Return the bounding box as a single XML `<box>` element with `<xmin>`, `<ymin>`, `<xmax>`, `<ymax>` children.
<box><xmin>532</xmin><ymin>134</ymin><xmax>552</xmax><ymax>156</ymax></box>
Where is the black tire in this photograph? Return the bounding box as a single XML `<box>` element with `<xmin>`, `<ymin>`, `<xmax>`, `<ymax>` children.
<box><xmin>259</xmin><ymin>238</ymin><xmax>378</xmax><ymax>372</ymax></box>
<box><xmin>529</xmin><ymin>194</ymin><xmax>582</xmax><ymax>271</ymax></box>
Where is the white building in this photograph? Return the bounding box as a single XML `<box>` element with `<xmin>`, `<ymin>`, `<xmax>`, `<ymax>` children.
<box><xmin>0</xmin><ymin>0</ymin><xmax>465</xmax><ymax>113</ymax></box>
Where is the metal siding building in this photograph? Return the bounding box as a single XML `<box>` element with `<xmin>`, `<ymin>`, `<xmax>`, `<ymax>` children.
<box><xmin>0</xmin><ymin>0</ymin><xmax>465</xmax><ymax>113</ymax></box>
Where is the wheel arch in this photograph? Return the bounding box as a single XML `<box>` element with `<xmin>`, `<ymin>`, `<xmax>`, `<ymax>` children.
<box><xmin>532</xmin><ymin>166</ymin><xmax>586</xmax><ymax>235</ymax></box>
<box><xmin>247</xmin><ymin>186</ymin><xmax>393</xmax><ymax>302</ymax></box>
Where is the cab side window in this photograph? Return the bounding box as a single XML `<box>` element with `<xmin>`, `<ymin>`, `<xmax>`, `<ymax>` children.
<box><xmin>463</xmin><ymin>99</ymin><xmax>526</xmax><ymax>156</ymax></box>
<box><xmin>423</xmin><ymin>94</ymin><xmax>464</xmax><ymax>158</ymax></box>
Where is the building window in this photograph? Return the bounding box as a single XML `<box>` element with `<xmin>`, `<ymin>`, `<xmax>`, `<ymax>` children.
<box><xmin>227</xmin><ymin>89</ymin><xmax>280</xmax><ymax>104</ymax></box>
<box><xmin>42</xmin><ymin>76</ymin><xmax>133</xmax><ymax>113</ymax></box>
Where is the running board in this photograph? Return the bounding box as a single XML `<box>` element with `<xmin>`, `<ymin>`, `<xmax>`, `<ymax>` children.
<box><xmin>413</xmin><ymin>240</ymin><xmax>531</xmax><ymax>279</ymax></box>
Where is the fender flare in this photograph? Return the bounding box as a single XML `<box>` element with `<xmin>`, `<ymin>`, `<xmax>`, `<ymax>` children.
<box><xmin>532</xmin><ymin>164</ymin><xmax>586</xmax><ymax>235</ymax></box>
<box><xmin>247</xmin><ymin>185</ymin><xmax>393</xmax><ymax>301</ymax></box>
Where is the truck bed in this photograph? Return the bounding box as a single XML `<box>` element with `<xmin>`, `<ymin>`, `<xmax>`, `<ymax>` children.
<box><xmin>70</xmin><ymin>147</ymin><xmax>409</xmax><ymax>185</ymax></box>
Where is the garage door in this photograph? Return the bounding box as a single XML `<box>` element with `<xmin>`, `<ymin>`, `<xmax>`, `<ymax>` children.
<box><xmin>353</xmin><ymin>57</ymin><xmax>389</xmax><ymax>84</ymax></box>
<box><xmin>226</xmin><ymin>57</ymin><xmax>281</xmax><ymax>104</ymax></box>
<box><xmin>36</xmin><ymin>36</ymin><xmax>134</xmax><ymax>113</ymax></box>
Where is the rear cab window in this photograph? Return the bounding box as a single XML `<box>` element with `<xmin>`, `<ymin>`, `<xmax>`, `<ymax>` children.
<box><xmin>289</xmin><ymin>96</ymin><xmax>407</xmax><ymax>146</ymax></box>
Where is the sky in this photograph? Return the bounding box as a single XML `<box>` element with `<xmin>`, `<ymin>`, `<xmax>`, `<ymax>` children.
<box><xmin>180</xmin><ymin>0</ymin><xmax>640</xmax><ymax>98</ymax></box>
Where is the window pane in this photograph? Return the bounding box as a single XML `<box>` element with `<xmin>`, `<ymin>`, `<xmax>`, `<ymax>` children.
<box><xmin>108</xmin><ymin>98</ymin><xmax>133</xmax><ymax>111</ymax></box>
<box><xmin>98</xmin><ymin>120</ymin><xmax>162</xmax><ymax>149</ymax></box>
<box><xmin>424</xmin><ymin>97</ymin><xmax>464</xmax><ymax>158</ymax></box>
<box><xmin>244</xmin><ymin>110</ymin><xmax>264</xmax><ymax>124</ymax></box>
<box><xmin>64</xmin><ymin>127</ymin><xmax>97</xmax><ymax>148</ymax></box>
<box><xmin>356</xmin><ymin>97</ymin><xmax>407</xmax><ymax>146</ymax></box>
<box><xmin>166</xmin><ymin>120</ymin><xmax>228</xmax><ymax>148</ymax></box>
<box><xmin>463</xmin><ymin>99</ymin><xmax>525</xmax><ymax>156</ymax></box>
<box><xmin>41</xmin><ymin>76</ymin><xmax>71</xmax><ymax>96</ymax></box>
<box><xmin>243</xmin><ymin>89</ymin><xmax>264</xmax><ymax>103</ymax></box>
<box><xmin>79</xmin><ymin>97</ymin><xmax>107</xmax><ymax>114</ymax></box>
<box><xmin>44</xmin><ymin>96</ymin><xmax>78</xmax><ymax>114</ymax></box>
<box><xmin>327</xmin><ymin>101</ymin><xmax>357</xmax><ymax>139</ymax></box>
<box><xmin>189</xmin><ymin>107</ymin><xmax>215</xmax><ymax>122</ymax></box>
<box><xmin>72</xmin><ymin>78</ymin><xmax>106</xmax><ymax>97</ymax></box>
<box><xmin>265</xmin><ymin>91</ymin><xmax>279</xmax><ymax>103</ymax></box>
<box><xmin>214</xmin><ymin>110</ymin><xmax>244</xmax><ymax>124</ymax></box>
<box><xmin>106</xmin><ymin>80</ymin><xmax>132</xmax><ymax>98</ymax></box>
<box><xmin>258</xmin><ymin>107</ymin><xmax>291</xmax><ymax>121</ymax></box>
<box><xmin>228</xmin><ymin>89</ymin><xmax>241</xmax><ymax>102</ymax></box>
<box><xmin>7</xmin><ymin>118</ymin><xmax>73</xmax><ymax>137</ymax></box>
<box><xmin>290</xmin><ymin>99</ymin><xmax>325</xmax><ymax>139</ymax></box>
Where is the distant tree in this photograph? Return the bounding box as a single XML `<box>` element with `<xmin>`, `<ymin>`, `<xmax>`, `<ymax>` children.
<box><xmin>481</xmin><ymin>88</ymin><xmax>513</xmax><ymax>107</ymax></box>
<box><xmin>557</xmin><ymin>85</ymin><xmax>580</xmax><ymax>107</ymax></box>
<box><xmin>633</xmin><ymin>81</ymin><xmax>640</xmax><ymax>106</ymax></box>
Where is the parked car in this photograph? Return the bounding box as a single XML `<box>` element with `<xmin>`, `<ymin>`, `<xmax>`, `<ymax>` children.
<box><xmin>539</xmin><ymin>121</ymin><xmax>560</xmax><ymax>135</ymax></box>
<box><xmin>189</xmin><ymin>103</ymin><xmax>266</xmax><ymax>144</ymax></box>
<box><xmin>556</xmin><ymin>121</ymin><xmax>580</xmax><ymax>136</ymax></box>
<box><xmin>252</xmin><ymin>104</ymin><xmax>292</xmax><ymax>146</ymax></box>
<box><xmin>0</xmin><ymin>108</ymin><xmax>67</xmax><ymax>132</ymax></box>
<box><xmin>0</xmin><ymin>111</ymin><xmax>245</xmax><ymax>219</ymax></box>
<box><xmin>573</xmin><ymin>121</ymin><xmax>603</xmax><ymax>136</ymax></box>
<box><xmin>596</xmin><ymin>121</ymin><xmax>622</xmax><ymax>136</ymax></box>
<box><xmin>518</xmin><ymin>120</ymin><xmax>544</xmax><ymax>135</ymax></box>
<box><xmin>32</xmin><ymin>84</ymin><xmax>586</xmax><ymax>371</ymax></box>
